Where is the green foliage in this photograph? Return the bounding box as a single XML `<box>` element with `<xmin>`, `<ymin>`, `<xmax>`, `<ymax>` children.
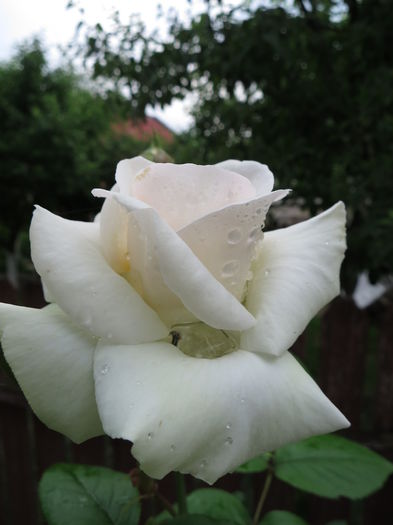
<box><xmin>78</xmin><ymin>0</ymin><xmax>393</xmax><ymax>286</ymax></box>
<box><xmin>275</xmin><ymin>435</ymin><xmax>393</xmax><ymax>499</ymax></box>
<box><xmin>159</xmin><ymin>516</ymin><xmax>237</xmax><ymax>525</ymax></box>
<box><xmin>39</xmin><ymin>463</ymin><xmax>141</xmax><ymax>525</ymax></box>
<box><xmin>259</xmin><ymin>510</ymin><xmax>309</xmax><ymax>525</ymax></box>
<box><xmin>236</xmin><ymin>452</ymin><xmax>270</xmax><ymax>474</ymax></box>
<box><xmin>152</xmin><ymin>488</ymin><xmax>251</xmax><ymax>525</ymax></box>
<box><xmin>0</xmin><ymin>39</ymin><xmax>144</xmax><ymax>255</ymax></box>
<box><xmin>239</xmin><ymin>435</ymin><xmax>393</xmax><ymax>499</ymax></box>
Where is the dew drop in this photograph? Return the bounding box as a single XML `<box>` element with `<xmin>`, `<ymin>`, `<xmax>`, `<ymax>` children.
<box><xmin>240</xmin><ymin>397</ymin><xmax>246</xmax><ymax>404</ymax></box>
<box><xmin>107</xmin><ymin>332</ymin><xmax>113</xmax><ymax>339</ymax></box>
<box><xmin>136</xmin><ymin>380</ymin><xmax>141</xmax><ymax>386</ymax></box>
<box><xmin>225</xmin><ymin>437</ymin><xmax>233</xmax><ymax>445</ymax></box>
<box><xmin>227</xmin><ymin>228</ymin><xmax>242</xmax><ymax>244</ymax></box>
<box><xmin>199</xmin><ymin>460</ymin><xmax>207</xmax><ymax>469</ymax></box>
<box><xmin>325</xmin><ymin>241</ymin><xmax>329</xmax><ymax>246</ymax></box>
<box><xmin>170</xmin><ymin>444</ymin><xmax>176</xmax><ymax>452</ymax></box>
<box><xmin>221</xmin><ymin>260</ymin><xmax>239</xmax><ymax>278</ymax></box>
<box><xmin>226</xmin><ymin>422</ymin><xmax>232</xmax><ymax>430</ymax></box>
<box><xmin>264</xmin><ymin>269</ymin><xmax>270</xmax><ymax>277</ymax></box>
<box><xmin>125</xmin><ymin>253</ymin><xmax>130</xmax><ymax>261</ymax></box>
<box><xmin>101</xmin><ymin>364</ymin><xmax>109</xmax><ymax>375</ymax></box>
<box><xmin>147</xmin><ymin>432</ymin><xmax>153</xmax><ymax>440</ymax></box>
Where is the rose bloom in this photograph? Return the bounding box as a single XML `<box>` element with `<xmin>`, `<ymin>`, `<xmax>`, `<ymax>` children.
<box><xmin>0</xmin><ymin>158</ymin><xmax>349</xmax><ymax>484</ymax></box>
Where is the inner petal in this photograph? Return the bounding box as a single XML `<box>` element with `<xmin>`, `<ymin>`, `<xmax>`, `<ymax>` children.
<box><xmin>169</xmin><ymin>322</ymin><xmax>239</xmax><ymax>359</ymax></box>
<box><xmin>131</xmin><ymin>163</ymin><xmax>256</xmax><ymax>230</ymax></box>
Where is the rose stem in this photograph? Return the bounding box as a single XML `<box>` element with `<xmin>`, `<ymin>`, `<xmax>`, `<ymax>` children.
<box><xmin>252</xmin><ymin>469</ymin><xmax>274</xmax><ymax>525</ymax></box>
<box><xmin>175</xmin><ymin>472</ymin><xmax>188</xmax><ymax>515</ymax></box>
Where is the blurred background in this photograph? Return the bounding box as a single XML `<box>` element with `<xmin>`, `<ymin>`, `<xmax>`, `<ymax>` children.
<box><xmin>0</xmin><ymin>1</ymin><xmax>392</xmax><ymax>524</ymax></box>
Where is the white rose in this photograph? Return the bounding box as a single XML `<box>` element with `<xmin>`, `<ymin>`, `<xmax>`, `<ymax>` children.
<box><xmin>0</xmin><ymin>157</ymin><xmax>349</xmax><ymax>484</ymax></box>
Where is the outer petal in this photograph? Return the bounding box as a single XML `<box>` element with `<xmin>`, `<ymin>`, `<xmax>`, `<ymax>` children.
<box><xmin>0</xmin><ymin>303</ymin><xmax>103</xmax><ymax>443</ymax></box>
<box><xmin>216</xmin><ymin>160</ymin><xmax>274</xmax><ymax>195</ymax></box>
<box><xmin>94</xmin><ymin>341</ymin><xmax>349</xmax><ymax>484</ymax></box>
<box><xmin>241</xmin><ymin>202</ymin><xmax>346</xmax><ymax>356</ymax></box>
<box><xmin>179</xmin><ymin>189</ymin><xmax>289</xmax><ymax>300</ymax></box>
<box><xmin>30</xmin><ymin>206</ymin><xmax>168</xmax><ymax>344</ymax></box>
<box><xmin>93</xmin><ymin>190</ymin><xmax>256</xmax><ymax>331</ymax></box>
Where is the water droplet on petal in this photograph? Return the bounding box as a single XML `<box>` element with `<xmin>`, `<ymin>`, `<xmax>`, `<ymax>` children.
<box><xmin>147</xmin><ymin>432</ymin><xmax>153</xmax><ymax>440</ymax></box>
<box><xmin>170</xmin><ymin>445</ymin><xmax>176</xmax><ymax>452</ymax></box>
<box><xmin>225</xmin><ymin>437</ymin><xmax>233</xmax><ymax>445</ymax></box>
<box><xmin>240</xmin><ymin>397</ymin><xmax>246</xmax><ymax>404</ymax></box>
<box><xmin>227</xmin><ymin>228</ymin><xmax>242</xmax><ymax>244</ymax></box>
<box><xmin>199</xmin><ymin>460</ymin><xmax>207</xmax><ymax>469</ymax></box>
<box><xmin>226</xmin><ymin>422</ymin><xmax>232</xmax><ymax>430</ymax></box>
<box><xmin>325</xmin><ymin>241</ymin><xmax>329</xmax><ymax>246</ymax></box>
<box><xmin>222</xmin><ymin>260</ymin><xmax>239</xmax><ymax>278</ymax></box>
<box><xmin>264</xmin><ymin>269</ymin><xmax>270</xmax><ymax>277</ymax></box>
<box><xmin>107</xmin><ymin>332</ymin><xmax>113</xmax><ymax>339</ymax></box>
<box><xmin>101</xmin><ymin>364</ymin><xmax>109</xmax><ymax>375</ymax></box>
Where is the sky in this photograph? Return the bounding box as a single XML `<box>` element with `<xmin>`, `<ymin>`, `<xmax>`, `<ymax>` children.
<box><xmin>0</xmin><ymin>0</ymin><xmax>224</xmax><ymax>131</ymax></box>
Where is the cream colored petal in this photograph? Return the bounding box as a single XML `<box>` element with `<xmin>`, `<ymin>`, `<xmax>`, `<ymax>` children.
<box><xmin>93</xmin><ymin>190</ymin><xmax>256</xmax><ymax>331</ymax></box>
<box><xmin>241</xmin><ymin>202</ymin><xmax>346</xmax><ymax>356</ymax></box>
<box><xmin>179</xmin><ymin>190</ymin><xmax>289</xmax><ymax>300</ymax></box>
<box><xmin>0</xmin><ymin>303</ymin><xmax>103</xmax><ymax>443</ymax></box>
<box><xmin>94</xmin><ymin>341</ymin><xmax>349</xmax><ymax>484</ymax></box>
<box><xmin>30</xmin><ymin>206</ymin><xmax>168</xmax><ymax>344</ymax></box>
<box><xmin>115</xmin><ymin>156</ymin><xmax>153</xmax><ymax>194</ymax></box>
<box><xmin>131</xmin><ymin>162</ymin><xmax>256</xmax><ymax>230</ymax></box>
<box><xmin>216</xmin><ymin>160</ymin><xmax>274</xmax><ymax>195</ymax></box>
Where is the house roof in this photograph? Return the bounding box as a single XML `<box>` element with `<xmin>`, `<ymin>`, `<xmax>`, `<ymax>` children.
<box><xmin>113</xmin><ymin>116</ymin><xmax>174</xmax><ymax>143</ymax></box>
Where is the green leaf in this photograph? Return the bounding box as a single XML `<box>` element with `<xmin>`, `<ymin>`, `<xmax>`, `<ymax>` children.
<box><xmin>237</xmin><ymin>453</ymin><xmax>270</xmax><ymax>473</ymax></box>
<box><xmin>260</xmin><ymin>510</ymin><xmax>309</xmax><ymax>525</ymax></box>
<box><xmin>186</xmin><ymin>488</ymin><xmax>251</xmax><ymax>525</ymax></box>
<box><xmin>274</xmin><ymin>435</ymin><xmax>393</xmax><ymax>499</ymax></box>
<box><xmin>160</xmin><ymin>516</ymin><xmax>236</xmax><ymax>525</ymax></box>
<box><xmin>152</xmin><ymin>489</ymin><xmax>250</xmax><ymax>525</ymax></box>
<box><xmin>39</xmin><ymin>463</ymin><xmax>140</xmax><ymax>525</ymax></box>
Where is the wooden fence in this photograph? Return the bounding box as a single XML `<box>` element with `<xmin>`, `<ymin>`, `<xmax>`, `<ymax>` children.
<box><xmin>0</xmin><ymin>277</ymin><xmax>392</xmax><ymax>525</ymax></box>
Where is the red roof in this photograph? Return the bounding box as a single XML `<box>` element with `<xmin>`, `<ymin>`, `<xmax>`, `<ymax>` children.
<box><xmin>113</xmin><ymin>116</ymin><xmax>174</xmax><ymax>143</ymax></box>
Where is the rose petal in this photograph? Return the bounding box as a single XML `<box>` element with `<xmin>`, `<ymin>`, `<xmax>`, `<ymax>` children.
<box><xmin>94</xmin><ymin>341</ymin><xmax>349</xmax><ymax>484</ymax></box>
<box><xmin>216</xmin><ymin>160</ymin><xmax>274</xmax><ymax>195</ymax></box>
<box><xmin>241</xmin><ymin>202</ymin><xmax>346</xmax><ymax>356</ymax></box>
<box><xmin>0</xmin><ymin>303</ymin><xmax>103</xmax><ymax>443</ymax></box>
<box><xmin>179</xmin><ymin>189</ymin><xmax>289</xmax><ymax>300</ymax></box>
<box><xmin>115</xmin><ymin>156</ymin><xmax>153</xmax><ymax>194</ymax></box>
<box><xmin>93</xmin><ymin>189</ymin><xmax>256</xmax><ymax>331</ymax></box>
<box><xmin>30</xmin><ymin>206</ymin><xmax>168</xmax><ymax>344</ymax></box>
<box><xmin>131</xmin><ymin>163</ymin><xmax>256</xmax><ymax>230</ymax></box>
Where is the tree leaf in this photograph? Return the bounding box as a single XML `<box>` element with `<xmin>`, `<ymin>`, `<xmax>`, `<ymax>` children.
<box><xmin>236</xmin><ymin>452</ymin><xmax>270</xmax><ymax>473</ymax></box>
<box><xmin>260</xmin><ymin>510</ymin><xmax>309</xmax><ymax>525</ymax></box>
<box><xmin>39</xmin><ymin>463</ymin><xmax>140</xmax><ymax>525</ymax></box>
<box><xmin>274</xmin><ymin>435</ymin><xmax>393</xmax><ymax>499</ymax></box>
